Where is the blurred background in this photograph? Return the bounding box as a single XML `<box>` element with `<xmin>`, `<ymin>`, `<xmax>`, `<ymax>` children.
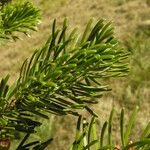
<box><xmin>0</xmin><ymin>0</ymin><xmax>150</xmax><ymax>149</ymax></box>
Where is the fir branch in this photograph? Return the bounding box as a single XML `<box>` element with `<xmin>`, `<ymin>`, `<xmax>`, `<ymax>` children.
<box><xmin>0</xmin><ymin>1</ymin><xmax>41</xmax><ymax>40</ymax></box>
<box><xmin>0</xmin><ymin>18</ymin><xmax>130</xmax><ymax>149</ymax></box>
<box><xmin>71</xmin><ymin>108</ymin><xmax>150</xmax><ymax>150</ymax></box>
<box><xmin>13</xmin><ymin>19</ymin><xmax>129</xmax><ymax>117</ymax></box>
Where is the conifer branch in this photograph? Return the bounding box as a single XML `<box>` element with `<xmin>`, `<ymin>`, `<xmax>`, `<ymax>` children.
<box><xmin>0</xmin><ymin>1</ymin><xmax>41</xmax><ymax>40</ymax></box>
<box><xmin>0</xmin><ymin>18</ymin><xmax>129</xmax><ymax>149</ymax></box>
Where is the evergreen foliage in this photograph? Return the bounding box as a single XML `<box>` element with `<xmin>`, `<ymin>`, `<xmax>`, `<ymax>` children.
<box><xmin>0</xmin><ymin>0</ymin><xmax>11</xmax><ymax>6</ymax></box>
<box><xmin>71</xmin><ymin>107</ymin><xmax>150</xmax><ymax>150</ymax></box>
<box><xmin>0</xmin><ymin>1</ymin><xmax>41</xmax><ymax>40</ymax></box>
<box><xmin>0</xmin><ymin>1</ymin><xmax>149</xmax><ymax>150</ymax></box>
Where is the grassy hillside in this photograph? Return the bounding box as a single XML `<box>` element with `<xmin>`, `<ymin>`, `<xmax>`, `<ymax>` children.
<box><xmin>0</xmin><ymin>0</ymin><xmax>150</xmax><ymax>149</ymax></box>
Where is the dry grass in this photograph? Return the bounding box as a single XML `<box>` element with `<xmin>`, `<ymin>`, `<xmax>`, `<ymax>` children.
<box><xmin>0</xmin><ymin>0</ymin><xmax>150</xmax><ymax>149</ymax></box>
